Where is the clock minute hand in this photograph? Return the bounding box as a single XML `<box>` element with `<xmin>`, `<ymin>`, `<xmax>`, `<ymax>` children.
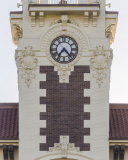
<box><xmin>64</xmin><ymin>48</ymin><xmax>71</xmax><ymax>58</ymax></box>
<box><xmin>58</xmin><ymin>48</ymin><xmax>64</xmax><ymax>56</ymax></box>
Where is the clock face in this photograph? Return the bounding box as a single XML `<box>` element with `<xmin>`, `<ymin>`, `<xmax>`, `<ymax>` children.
<box><xmin>50</xmin><ymin>36</ymin><xmax>78</xmax><ymax>64</ymax></box>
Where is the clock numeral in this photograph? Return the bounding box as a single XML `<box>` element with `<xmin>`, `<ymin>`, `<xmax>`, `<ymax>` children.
<box><xmin>71</xmin><ymin>43</ymin><xmax>75</xmax><ymax>46</ymax></box>
<box><xmin>56</xmin><ymin>55</ymin><xmax>61</xmax><ymax>61</ymax></box>
<box><xmin>58</xmin><ymin>38</ymin><xmax>62</xmax><ymax>44</ymax></box>
<box><xmin>51</xmin><ymin>48</ymin><xmax>57</xmax><ymax>51</ymax></box>
<box><xmin>70</xmin><ymin>52</ymin><xmax>75</xmax><ymax>57</ymax></box>
<box><xmin>62</xmin><ymin>37</ymin><xmax>66</xmax><ymax>42</ymax></box>
<box><xmin>52</xmin><ymin>52</ymin><xmax>58</xmax><ymax>56</ymax></box>
<box><xmin>72</xmin><ymin>48</ymin><xmax>77</xmax><ymax>51</ymax></box>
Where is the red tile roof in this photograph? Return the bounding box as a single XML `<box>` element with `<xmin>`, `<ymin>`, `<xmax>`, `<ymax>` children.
<box><xmin>110</xmin><ymin>103</ymin><xmax>128</xmax><ymax>140</ymax></box>
<box><xmin>0</xmin><ymin>103</ymin><xmax>128</xmax><ymax>140</ymax></box>
<box><xmin>0</xmin><ymin>103</ymin><xmax>18</xmax><ymax>140</ymax></box>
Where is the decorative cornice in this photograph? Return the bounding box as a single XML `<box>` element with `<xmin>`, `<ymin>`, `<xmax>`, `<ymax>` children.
<box><xmin>90</xmin><ymin>46</ymin><xmax>113</xmax><ymax>87</ymax></box>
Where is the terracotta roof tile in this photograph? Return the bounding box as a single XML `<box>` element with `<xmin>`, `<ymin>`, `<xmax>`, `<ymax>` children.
<box><xmin>0</xmin><ymin>103</ymin><xmax>128</xmax><ymax>140</ymax></box>
<box><xmin>110</xmin><ymin>103</ymin><xmax>128</xmax><ymax>140</ymax></box>
<box><xmin>0</xmin><ymin>103</ymin><xmax>18</xmax><ymax>140</ymax></box>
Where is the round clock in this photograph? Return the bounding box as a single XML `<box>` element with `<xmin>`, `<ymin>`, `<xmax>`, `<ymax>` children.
<box><xmin>50</xmin><ymin>36</ymin><xmax>78</xmax><ymax>64</ymax></box>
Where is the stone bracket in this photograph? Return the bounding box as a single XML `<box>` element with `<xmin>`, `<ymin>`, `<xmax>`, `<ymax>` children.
<box><xmin>83</xmin><ymin>11</ymin><xmax>98</xmax><ymax>27</ymax></box>
<box><xmin>9</xmin><ymin>145</ymin><xmax>14</xmax><ymax>160</ymax></box>
<box><xmin>84</xmin><ymin>12</ymin><xmax>89</xmax><ymax>27</ymax></box>
<box><xmin>39</xmin><ymin>12</ymin><xmax>44</xmax><ymax>27</ymax></box>
<box><xmin>30</xmin><ymin>12</ymin><xmax>44</xmax><ymax>27</ymax></box>
<box><xmin>31</xmin><ymin>12</ymin><xmax>36</xmax><ymax>27</ymax></box>
<box><xmin>2</xmin><ymin>145</ymin><xmax>8</xmax><ymax>160</ymax></box>
<box><xmin>92</xmin><ymin>12</ymin><xmax>97</xmax><ymax>27</ymax></box>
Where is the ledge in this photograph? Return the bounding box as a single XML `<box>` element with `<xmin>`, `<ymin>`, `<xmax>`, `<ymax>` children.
<box><xmin>10</xmin><ymin>11</ymin><xmax>23</xmax><ymax>19</ymax></box>
<box><xmin>28</xmin><ymin>4</ymin><xmax>100</xmax><ymax>15</ymax></box>
<box><xmin>105</xmin><ymin>11</ymin><xmax>119</xmax><ymax>15</ymax></box>
<box><xmin>10</xmin><ymin>11</ymin><xmax>23</xmax><ymax>15</ymax></box>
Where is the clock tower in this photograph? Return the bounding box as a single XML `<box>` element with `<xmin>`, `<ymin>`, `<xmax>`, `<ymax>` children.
<box><xmin>10</xmin><ymin>0</ymin><xmax>118</xmax><ymax>160</ymax></box>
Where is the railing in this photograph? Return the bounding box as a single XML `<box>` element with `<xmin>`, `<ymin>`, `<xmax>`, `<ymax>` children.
<box><xmin>48</xmin><ymin>0</ymin><xmax>79</xmax><ymax>4</ymax></box>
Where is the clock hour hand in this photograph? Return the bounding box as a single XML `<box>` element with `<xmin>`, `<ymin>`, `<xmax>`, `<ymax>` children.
<box><xmin>58</xmin><ymin>48</ymin><xmax>64</xmax><ymax>56</ymax></box>
<box><xmin>64</xmin><ymin>48</ymin><xmax>71</xmax><ymax>58</ymax></box>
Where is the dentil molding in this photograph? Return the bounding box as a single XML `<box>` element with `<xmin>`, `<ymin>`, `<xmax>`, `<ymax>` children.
<box><xmin>41</xmin><ymin>21</ymin><xmax>88</xmax><ymax>83</ymax></box>
<box><xmin>17</xmin><ymin>46</ymin><xmax>38</xmax><ymax>88</ymax></box>
<box><xmin>90</xmin><ymin>46</ymin><xmax>113</xmax><ymax>87</ymax></box>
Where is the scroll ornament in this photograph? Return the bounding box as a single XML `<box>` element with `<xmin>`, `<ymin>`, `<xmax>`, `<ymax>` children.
<box><xmin>90</xmin><ymin>46</ymin><xmax>113</xmax><ymax>87</ymax></box>
<box><xmin>48</xmin><ymin>136</ymin><xmax>80</xmax><ymax>158</ymax></box>
<box><xmin>18</xmin><ymin>46</ymin><xmax>38</xmax><ymax>88</ymax></box>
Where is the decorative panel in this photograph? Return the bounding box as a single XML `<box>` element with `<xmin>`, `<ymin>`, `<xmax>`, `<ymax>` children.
<box><xmin>40</xmin><ymin>66</ymin><xmax>90</xmax><ymax>151</ymax></box>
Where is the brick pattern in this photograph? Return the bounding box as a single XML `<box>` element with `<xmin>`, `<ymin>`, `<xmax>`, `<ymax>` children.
<box><xmin>40</xmin><ymin>66</ymin><xmax>90</xmax><ymax>151</ymax></box>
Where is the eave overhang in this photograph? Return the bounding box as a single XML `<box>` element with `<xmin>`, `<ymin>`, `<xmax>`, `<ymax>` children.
<box><xmin>109</xmin><ymin>140</ymin><xmax>128</xmax><ymax>146</ymax></box>
<box><xmin>28</xmin><ymin>4</ymin><xmax>100</xmax><ymax>15</ymax></box>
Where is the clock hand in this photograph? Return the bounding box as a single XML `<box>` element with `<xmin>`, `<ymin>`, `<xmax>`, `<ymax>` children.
<box><xmin>58</xmin><ymin>48</ymin><xmax>64</xmax><ymax>56</ymax></box>
<box><xmin>64</xmin><ymin>48</ymin><xmax>71</xmax><ymax>58</ymax></box>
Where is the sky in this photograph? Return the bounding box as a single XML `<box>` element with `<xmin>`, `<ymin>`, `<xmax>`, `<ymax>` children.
<box><xmin>0</xmin><ymin>0</ymin><xmax>128</xmax><ymax>103</ymax></box>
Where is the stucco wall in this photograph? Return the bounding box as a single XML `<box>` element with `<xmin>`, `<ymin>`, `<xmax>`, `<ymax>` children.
<box><xmin>11</xmin><ymin>0</ymin><xmax>112</xmax><ymax>160</ymax></box>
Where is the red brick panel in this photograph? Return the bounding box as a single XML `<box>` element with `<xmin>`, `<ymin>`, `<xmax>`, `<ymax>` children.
<box><xmin>40</xmin><ymin>66</ymin><xmax>90</xmax><ymax>151</ymax></box>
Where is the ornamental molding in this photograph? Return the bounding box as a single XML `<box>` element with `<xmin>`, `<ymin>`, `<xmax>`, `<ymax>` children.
<box><xmin>48</xmin><ymin>136</ymin><xmax>80</xmax><ymax>158</ymax></box>
<box><xmin>17</xmin><ymin>46</ymin><xmax>38</xmax><ymax>88</ymax></box>
<box><xmin>40</xmin><ymin>23</ymin><xmax>89</xmax><ymax>83</ymax></box>
<box><xmin>50</xmin><ymin>15</ymin><xmax>78</xmax><ymax>28</ymax></box>
<box><xmin>90</xmin><ymin>46</ymin><xmax>113</xmax><ymax>87</ymax></box>
<box><xmin>105</xmin><ymin>24</ymin><xmax>116</xmax><ymax>45</ymax></box>
<box><xmin>11</xmin><ymin>23</ymin><xmax>23</xmax><ymax>45</ymax></box>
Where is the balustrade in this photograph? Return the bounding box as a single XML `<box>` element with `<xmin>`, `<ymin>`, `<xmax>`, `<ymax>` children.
<box><xmin>48</xmin><ymin>0</ymin><xmax>79</xmax><ymax>4</ymax></box>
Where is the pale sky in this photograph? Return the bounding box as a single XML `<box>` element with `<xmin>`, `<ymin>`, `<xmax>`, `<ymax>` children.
<box><xmin>0</xmin><ymin>0</ymin><xmax>128</xmax><ymax>103</ymax></box>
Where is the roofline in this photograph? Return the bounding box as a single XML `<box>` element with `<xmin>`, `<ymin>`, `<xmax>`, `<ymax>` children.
<box><xmin>10</xmin><ymin>11</ymin><xmax>23</xmax><ymax>15</ymax></box>
<box><xmin>0</xmin><ymin>103</ymin><xmax>18</xmax><ymax>108</ymax></box>
<box><xmin>105</xmin><ymin>11</ymin><xmax>119</xmax><ymax>15</ymax></box>
<box><xmin>110</xmin><ymin>103</ymin><xmax>128</xmax><ymax>109</ymax></box>
<box><xmin>109</xmin><ymin>137</ymin><xmax>128</xmax><ymax>140</ymax></box>
<box><xmin>28</xmin><ymin>4</ymin><xmax>100</xmax><ymax>7</ymax></box>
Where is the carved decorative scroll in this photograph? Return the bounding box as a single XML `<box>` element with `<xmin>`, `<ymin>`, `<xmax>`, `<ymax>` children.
<box><xmin>18</xmin><ymin>46</ymin><xmax>38</xmax><ymax>88</ymax></box>
<box><xmin>105</xmin><ymin>24</ymin><xmax>116</xmax><ymax>45</ymax></box>
<box><xmin>50</xmin><ymin>15</ymin><xmax>78</xmax><ymax>27</ymax></box>
<box><xmin>48</xmin><ymin>136</ymin><xmax>80</xmax><ymax>158</ymax></box>
<box><xmin>90</xmin><ymin>46</ymin><xmax>113</xmax><ymax>87</ymax></box>
<box><xmin>11</xmin><ymin>23</ymin><xmax>23</xmax><ymax>45</ymax></box>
